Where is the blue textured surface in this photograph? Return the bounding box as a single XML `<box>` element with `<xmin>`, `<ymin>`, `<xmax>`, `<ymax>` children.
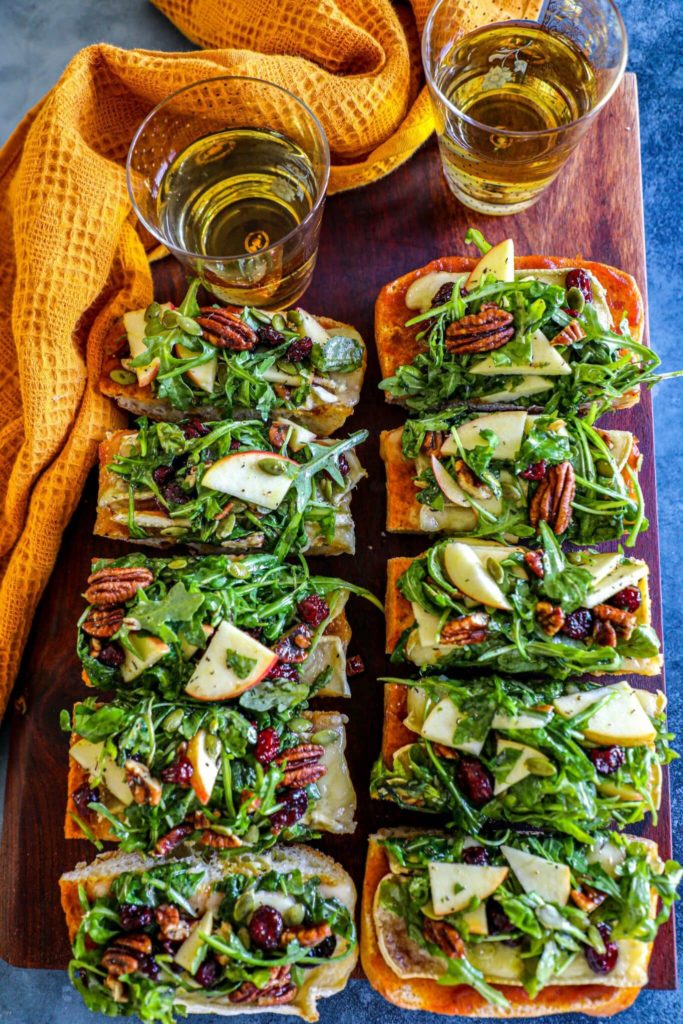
<box><xmin>0</xmin><ymin>0</ymin><xmax>681</xmax><ymax>1021</ymax></box>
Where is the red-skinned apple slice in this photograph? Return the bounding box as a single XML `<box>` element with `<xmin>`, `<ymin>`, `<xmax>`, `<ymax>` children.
<box><xmin>201</xmin><ymin>451</ymin><xmax>298</xmax><ymax>511</ymax></box>
<box><xmin>175</xmin><ymin>342</ymin><xmax>218</xmax><ymax>393</ymax></box>
<box><xmin>465</xmin><ymin>239</ymin><xmax>514</xmax><ymax>291</ymax></box>
<box><xmin>186</xmin><ymin>728</ymin><xmax>222</xmax><ymax>804</ymax></box>
<box><xmin>430</xmin><ymin>455</ymin><xmax>469</xmax><ymax>507</ymax></box>
<box><xmin>185</xmin><ymin>620</ymin><xmax>278</xmax><ymax>701</ymax></box>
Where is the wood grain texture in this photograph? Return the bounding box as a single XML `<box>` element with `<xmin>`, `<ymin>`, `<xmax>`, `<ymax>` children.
<box><xmin>0</xmin><ymin>74</ymin><xmax>676</xmax><ymax>991</ymax></box>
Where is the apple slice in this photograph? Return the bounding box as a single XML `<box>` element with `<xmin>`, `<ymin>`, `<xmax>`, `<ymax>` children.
<box><xmin>70</xmin><ymin>738</ymin><xmax>133</xmax><ymax>807</ymax></box>
<box><xmin>443</xmin><ymin>542</ymin><xmax>512</xmax><ymax>610</ymax></box>
<box><xmin>403</xmin><ymin>686</ymin><xmax>429</xmax><ymax>733</ymax></box>
<box><xmin>634</xmin><ymin>688</ymin><xmax>666</xmax><ymax>719</ymax></box>
<box><xmin>462</xmin><ymin>902</ymin><xmax>489</xmax><ymax>936</ymax></box>
<box><xmin>405</xmin><ymin>272</ymin><xmax>464</xmax><ymax>312</ymax></box>
<box><xmin>579</xmin><ymin>552</ymin><xmax>623</xmax><ymax>586</ymax></box>
<box><xmin>270</xmin><ymin>418</ymin><xmax>317</xmax><ymax>452</ymax></box>
<box><xmin>185</xmin><ymin>620</ymin><xmax>277</xmax><ymax>701</ymax></box>
<box><xmin>502</xmin><ymin>846</ymin><xmax>571</xmax><ymax>906</ymax></box>
<box><xmin>470</xmin><ymin>329</ymin><xmax>571</xmax><ymax>377</ymax></box>
<box><xmin>186</xmin><ymin>728</ymin><xmax>222</xmax><ymax>805</ymax></box>
<box><xmin>472</xmin><ymin>376</ymin><xmax>554</xmax><ymax>404</ymax></box>
<box><xmin>120</xmin><ymin>635</ymin><xmax>170</xmax><ymax>683</ymax></box>
<box><xmin>491</xmin><ymin>708</ymin><xmax>550</xmax><ymax>731</ymax></box>
<box><xmin>599</xmin><ymin>429</ymin><xmax>634</xmax><ymax>472</ymax></box>
<box><xmin>493</xmin><ymin>738</ymin><xmax>553</xmax><ymax>795</ymax></box>
<box><xmin>292</xmin><ymin>309</ymin><xmax>329</xmax><ymax>345</ymax></box>
<box><xmin>428</xmin><ymin>862</ymin><xmax>509</xmax><ymax>916</ymax></box>
<box><xmin>175</xmin><ymin>342</ymin><xmax>218</xmax><ymax>393</ymax></box>
<box><xmin>124</xmin><ymin>305</ymin><xmax>173</xmax><ymax>387</ymax></box>
<box><xmin>442</xmin><ymin>411</ymin><xmax>528</xmax><ymax>461</ymax></box>
<box><xmin>174</xmin><ymin>910</ymin><xmax>213</xmax><ymax>973</ymax></box>
<box><xmin>466</xmin><ymin>239</ymin><xmax>514</xmax><ymax>291</ymax></box>
<box><xmin>420</xmin><ymin>696</ymin><xmax>485</xmax><ymax>756</ymax></box>
<box><xmin>430</xmin><ymin>455</ymin><xmax>470</xmax><ymax>506</ymax></box>
<box><xmin>553</xmin><ymin>682</ymin><xmax>656</xmax><ymax>747</ymax></box>
<box><xmin>201</xmin><ymin>450</ymin><xmax>298</xmax><ymax>511</ymax></box>
<box><xmin>583</xmin><ymin>560</ymin><xmax>648</xmax><ymax>609</ymax></box>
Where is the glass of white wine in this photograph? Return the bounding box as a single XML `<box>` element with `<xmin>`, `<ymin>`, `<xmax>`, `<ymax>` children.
<box><xmin>127</xmin><ymin>76</ymin><xmax>330</xmax><ymax>308</ymax></box>
<box><xmin>423</xmin><ymin>0</ymin><xmax>627</xmax><ymax>215</ymax></box>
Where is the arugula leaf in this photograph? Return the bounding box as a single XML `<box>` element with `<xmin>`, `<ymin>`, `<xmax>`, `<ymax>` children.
<box><xmin>225</xmin><ymin>648</ymin><xmax>257</xmax><ymax>679</ymax></box>
<box><xmin>133</xmin><ymin>582</ymin><xmax>204</xmax><ymax>638</ymax></box>
<box><xmin>310</xmin><ymin>334</ymin><xmax>364</xmax><ymax>373</ymax></box>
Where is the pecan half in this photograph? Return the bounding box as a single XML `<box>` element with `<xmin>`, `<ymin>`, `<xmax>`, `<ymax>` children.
<box><xmin>454</xmin><ymin>459</ymin><xmax>492</xmax><ymax>500</ymax></box>
<box><xmin>113</xmin><ymin>934</ymin><xmax>153</xmax><ymax>956</ymax></box>
<box><xmin>529</xmin><ymin>461</ymin><xmax>576</xmax><ymax>535</ymax></box>
<box><xmin>272</xmin><ymin>624</ymin><xmax>312</xmax><ymax>663</ymax></box>
<box><xmin>524</xmin><ymin>550</ymin><xmax>545</xmax><ymax>578</ymax></box>
<box><xmin>536</xmin><ymin>601</ymin><xmax>565</xmax><ymax>636</ymax></box>
<box><xmin>82</xmin><ymin>606</ymin><xmax>124</xmax><ymax>638</ymax></box>
<box><xmin>155</xmin><ymin>904</ymin><xmax>192</xmax><ymax>942</ymax></box>
<box><xmin>196</xmin><ymin>307</ymin><xmax>258</xmax><ymax>351</ymax></box>
<box><xmin>229</xmin><ymin>965</ymin><xmax>296</xmax><ymax>1005</ymax></box>
<box><xmin>281</xmin><ymin>922</ymin><xmax>331</xmax><ymax>948</ymax></box>
<box><xmin>421</xmin><ymin>431</ymin><xmax>444</xmax><ymax>455</ymax></box>
<box><xmin>85</xmin><ymin>566</ymin><xmax>154</xmax><ymax>607</ymax></box>
<box><xmin>423</xmin><ymin>918</ymin><xmax>465</xmax><ymax>959</ymax></box>
<box><xmin>433</xmin><ymin>743</ymin><xmax>459</xmax><ymax>760</ymax></box>
<box><xmin>125</xmin><ymin>760</ymin><xmax>162</xmax><ymax>806</ymax></box>
<box><xmin>445</xmin><ymin>303</ymin><xmax>514</xmax><ymax>355</ymax></box>
<box><xmin>550</xmin><ymin>319</ymin><xmax>587</xmax><ymax>347</ymax></box>
<box><xmin>199</xmin><ymin>830</ymin><xmax>243</xmax><ymax>849</ymax></box>
<box><xmin>154</xmin><ymin>822</ymin><xmax>194</xmax><ymax>856</ymax></box>
<box><xmin>274</xmin><ymin>743</ymin><xmax>326</xmax><ymax>788</ymax></box>
<box><xmin>101</xmin><ymin>947</ymin><xmax>139</xmax><ymax>977</ymax></box>
<box><xmin>593</xmin><ymin>618</ymin><xmax>618</xmax><ymax>648</ymax></box>
<box><xmin>571</xmin><ymin>884</ymin><xmax>607</xmax><ymax>914</ymax></box>
<box><xmin>593</xmin><ymin>603</ymin><xmax>637</xmax><ymax>640</ymax></box>
<box><xmin>439</xmin><ymin>613</ymin><xmax>489</xmax><ymax>646</ymax></box>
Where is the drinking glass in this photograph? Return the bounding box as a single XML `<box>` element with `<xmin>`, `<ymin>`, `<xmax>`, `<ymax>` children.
<box><xmin>422</xmin><ymin>0</ymin><xmax>628</xmax><ymax>215</ymax></box>
<box><xmin>127</xmin><ymin>76</ymin><xmax>330</xmax><ymax>308</ymax></box>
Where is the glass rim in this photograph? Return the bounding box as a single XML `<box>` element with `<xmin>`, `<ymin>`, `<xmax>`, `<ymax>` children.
<box><xmin>421</xmin><ymin>0</ymin><xmax>628</xmax><ymax>140</ymax></box>
<box><xmin>126</xmin><ymin>74</ymin><xmax>331</xmax><ymax>264</ymax></box>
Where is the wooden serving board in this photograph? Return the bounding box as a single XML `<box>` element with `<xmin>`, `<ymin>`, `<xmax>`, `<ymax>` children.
<box><xmin>0</xmin><ymin>74</ymin><xmax>676</xmax><ymax>991</ymax></box>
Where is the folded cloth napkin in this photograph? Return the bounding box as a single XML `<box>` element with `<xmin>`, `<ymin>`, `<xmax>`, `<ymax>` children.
<box><xmin>0</xmin><ymin>0</ymin><xmax>538</xmax><ymax>714</ymax></box>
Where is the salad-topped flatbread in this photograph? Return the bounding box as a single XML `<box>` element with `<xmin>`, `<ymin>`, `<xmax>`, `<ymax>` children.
<box><xmin>101</xmin><ymin>280</ymin><xmax>366</xmax><ymax>435</ymax></box>
<box><xmin>386</xmin><ymin>532</ymin><xmax>661</xmax><ymax>678</ymax></box>
<box><xmin>95</xmin><ymin>417</ymin><xmax>366</xmax><ymax>558</ymax></box>
<box><xmin>375</xmin><ymin>233</ymin><xmax>674</xmax><ymax>414</ymax></box>
<box><xmin>370</xmin><ymin>676</ymin><xmax>673</xmax><ymax>840</ymax></box>
<box><xmin>381</xmin><ymin>406</ymin><xmax>643</xmax><ymax>544</ymax></box>
<box><xmin>78</xmin><ymin>553</ymin><xmax>380</xmax><ymax>700</ymax></box>
<box><xmin>65</xmin><ymin>694</ymin><xmax>355</xmax><ymax>851</ymax></box>
<box><xmin>62</xmin><ymin>844</ymin><xmax>357</xmax><ymax>1022</ymax></box>
<box><xmin>361</xmin><ymin>828</ymin><xmax>681</xmax><ymax>1017</ymax></box>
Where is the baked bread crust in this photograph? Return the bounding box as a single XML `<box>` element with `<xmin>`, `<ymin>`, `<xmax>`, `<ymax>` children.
<box><xmin>375</xmin><ymin>256</ymin><xmax>644</xmax><ymax>409</ymax></box>
<box><xmin>360</xmin><ymin>832</ymin><xmax>643</xmax><ymax>1018</ymax></box>
<box><xmin>100</xmin><ymin>314</ymin><xmax>366</xmax><ymax>436</ymax></box>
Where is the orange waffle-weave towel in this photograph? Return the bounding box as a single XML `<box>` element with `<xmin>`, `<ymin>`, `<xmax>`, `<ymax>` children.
<box><xmin>0</xmin><ymin>0</ymin><xmax>539</xmax><ymax>713</ymax></box>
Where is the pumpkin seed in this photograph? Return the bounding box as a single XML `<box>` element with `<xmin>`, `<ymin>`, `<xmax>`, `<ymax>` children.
<box><xmin>289</xmin><ymin>717</ymin><xmax>312</xmax><ymax>736</ymax></box>
<box><xmin>216</xmin><ymin>513</ymin><xmax>236</xmax><ymax>538</ymax></box>
<box><xmin>527</xmin><ymin>757</ymin><xmax>556</xmax><ymax>777</ymax></box>
<box><xmin>595</xmin><ymin>459</ymin><xmax>613</xmax><ymax>477</ymax></box>
<box><xmin>144</xmin><ymin>301</ymin><xmax>162</xmax><ymax>322</ymax></box>
<box><xmin>284</xmin><ymin>904</ymin><xmax>305</xmax><ymax>926</ymax></box>
<box><xmin>566</xmin><ymin>287</ymin><xmax>585</xmax><ymax>314</ymax></box>
<box><xmin>233</xmin><ymin>892</ymin><xmax>256</xmax><ymax>922</ymax></box>
<box><xmin>176</xmin><ymin>314</ymin><xmax>202</xmax><ymax>336</ymax></box>
<box><xmin>205</xmin><ymin>733</ymin><xmax>221</xmax><ymax>758</ymax></box>
<box><xmin>486</xmin><ymin>557</ymin><xmax>505</xmax><ymax>584</ymax></box>
<box><xmin>162</xmin><ymin>709</ymin><xmax>184</xmax><ymax>732</ymax></box>
<box><xmin>310</xmin><ymin>728</ymin><xmax>337</xmax><ymax>746</ymax></box>
<box><xmin>167</xmin><ymin>558</ymin><xmax>187</xmax><ymax>570</ymax></box>
<box><xmin>250</xmin><ymin>308</ymin><xmax>273</xmax><ymax>325</ymax></box>
<box><xmin>287</xmin><ymin>310</ymin><xmax>303</xmax><ymax>327</ymax></box>
<box><xmin>271</xmin><ymin>313</ymin><xmax>287</xmax><ymax>332</ymax></box>
<box><xmin>259</xmin><ymin>457</ymin><xmax>288</xmax><ymax>476</ymax></box>
<box><xmin>109</xmin><ymin>368</ymin><xmax>137</xmax><ymax>386</ymax></box>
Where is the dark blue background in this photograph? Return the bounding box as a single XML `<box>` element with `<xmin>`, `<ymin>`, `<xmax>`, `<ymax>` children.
<box><xmin>0</xmin><ymin>1</ymin><xmax>681</xmax><ymax>1020</ymax></box>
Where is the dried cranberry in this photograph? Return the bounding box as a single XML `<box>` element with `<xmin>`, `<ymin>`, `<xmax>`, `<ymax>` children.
<box><xmin>73</xmin><ymin>782</ymin><xmax>99</xmax><ymax>817</ymax></box>
<box><xmin>195</xmin><ymin>957</ymin><xmax>219</xmax><ymax>988</ymax></box>
<box><xmin>297</xmin><ymin>594</ymin><xmax>330</xmax><ymax>628</ymax></box>
<box><xmin>561</xmin><ymin>608</ymin><xmax>594</xmax><ymax>640</ymax></box>
<box><xmin>585</xmin><ymin>922</ymin><xmax>618</xmax><ymax>975</ymax></box>
<box><xmin>561</xmin><ymin>307</ymin><xmax>578</xmax><ymax>318</ymax></box>
<box><xmin>432</xmin><ymin>283</ymin><xmax>457</xmax><ymax>307</ymax></box>
<box><xmin>137</xmin><ymin>954</ymin><xmax>160</xmax><ymax>979</ymax></box>
<box><xmin>520</xmin><ymin>460</ymin><xmax>547</xmax><ymax>481</ymax></box>
<box><xmin>98</xmin><ymin>642</ymin><xmax>124</xmax><ymax>667</ymax></box>
<box><xmin>152</xmin><ymin>465</ymin><xmax>175</xmax><ymax>486</ymax></box>
<box><xmin>159</xmin><ymin>937</ymin><xmax>181</xmax><ymax>956</ymax></box>
<box><xmin>248</xmin><ymin>905</ymin><xmax>284</xmax><ymax>951</ymax></box>
<box><xmin>590</xmin><ymin>745</ymin><xmax>626</xmax><ymax>775</ymax></box>
<box><xmin>487</xmin><ymin>901</ymin><xmax>518</xmax><ymax>945</ymax></box>
<box><xmin>258</xmin><ymin>324</ymin><xmax>286</xmax><ymax>347</ymax></box>
<box><xmin>456</xmin><ymin>757</ymin><xmax>493</xmax><ymax>807</ymax></box>
<box><xmin>266</xmin><ymin>661</ymin><xmax>299</xmax><ymax>682</ymax></box>
<box><xmin>272</xmin><ymin>624</ymin><xmax>312</xmax><ymax>663</ymax></box>
<box><xmin>230</xmin><ymin>439</ymin><xmax>242</xmax><ymax>451</ymax></box>
<box><xmin>255</xmin><ymin>727</ymin><xmax>280</xmax><ymax>765</ymax></box>
<box><xmin>162</xmin><ymin>480</ymin><xmax>186</xmax><ymax>505</ymax></box>
<box><xmin>311</xmin><ymin>933</ymin><xmax>336</xmax><ymax>959</ymax></box>
<box><xmin>270</xmin><ymin>787</ymin><xmax>308</xmax><ymax>831</ymax></box>
<box><xmin>182</xmin><ymin>416</ymin><xmax>211</xmax><ymax>439</ymax></box>
<box><xmin>462</xmin><ymin>845</ymin><xmax>490</xmax><ymax>866</ymax></box>
<box><xmin>347</xmin><ymin>655</ymin><xmax>365</xmax><ymax>676</ymax></box>
<box><xmin>337</xmin><ymin>453</ymin><xmax>350</xmax><ymax>477</ymax></box>
<box><xmin>287</xmin><ymin>336</ymin><xmax>313</xmax><ymax>363</ymax></box>
<box><xmin>160</xmin><ymin>755</ymin><xmax>194</xmax><ymax>787</ymax></box>
<box><xmin>118</xmin><ymin>903</ymin><xmax>154</xmax><ymax>932</ymax></box>
<box><xmin>610</xmin><ymin>586</ymin><xmax>641</xmax><ymax>613</ymax></box>
<box><xmin>565</xmin><ymin>268</ymin><xmax>593</xmax><ymax>304</ymax></box>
